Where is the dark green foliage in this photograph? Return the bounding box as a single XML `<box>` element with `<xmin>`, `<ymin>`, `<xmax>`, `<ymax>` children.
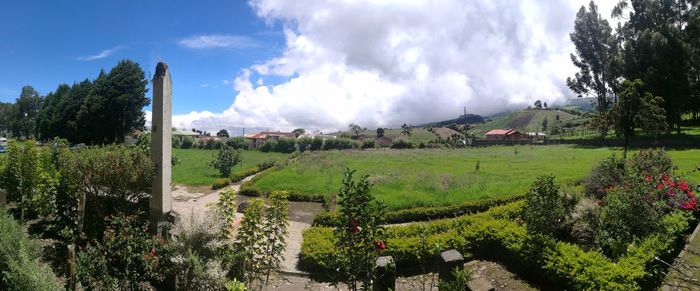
<box><xmin>627</xmin><ymin>148</ymin><xmax>674</xmax><ymax>178</ymax></box>
<box><xmin>209</xmin><ymin>144</ymin><xmax>243</xmax><ymax>178</ymax></box>
<box><xmin>296</xmin><ymin>137</ymin><xmax>312</xmax><ymax>152</ymax></box>
<box><xmin>259</xmin><ymin>141</ymin><xmax>275</xmax><ymax>152</ymax></box>
<box><xmin>273</xmin><ymin>138</ymin><xmax>296</xmax><ymax>153</ymax></box>
<box><xmin>523</xmin><ymin>175</ymin><xmax>570</xmax><ymax>237</ymax></box>
<box><xmin>77</xmin><ymin>214</ymin><xmax>171</xmax><ymax>290</ymax></box>
<box><xmin>376</xmin><ymin>128</ymin><xmax>384</xmax><ymax>138</ymax></box>
<box><xmin>361</xmin><ymin>139</ymin><xmax>375</xmax><ymax>149</ymax></box>
<box><xmin>225</xmin><ymin>136</ymin><xmax>248</xmax><ymax>150</ymax></box>
<box><xmin>217</xmin><ymin>129</ymin><xmax>229</xmax><ymax>138</ymax></box>
<box><xmin>322</xmin><ymin>138</ymin><xmax>357</xmax><ymax>150</ymax></box>
<box><xmin>309</xmin><ymin>138</ymin><xmax>323</xmax><ymax>151</ymax></box>
<box><xmin>10</xmin><ymin>86</ymin><xmax>43</xmax><ymax>139</ymax></box>
<box><xmin>390</xmin><ymin>139</ymin><xmax>413</xmax><ymax>149</ymax></box>
<box><xmin>180</xmin><ymin>137</ymin><xmax>194</xmax><ymax>149</ymax></box>
<box><xmin>0</xmin><ymin>208</ymin><xmax>63</xmax><ymax>291</ymax></box>
<box><xmin>612</xmin><ymin>79</ymin><xmax>667</xmax><ymax>154</ymax></box>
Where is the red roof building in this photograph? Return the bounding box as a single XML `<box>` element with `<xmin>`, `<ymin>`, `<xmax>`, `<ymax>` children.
<box><xmin>485</xmin><ymin>129</ymin><xmax>524</xmax><ymax>140</ymax></box>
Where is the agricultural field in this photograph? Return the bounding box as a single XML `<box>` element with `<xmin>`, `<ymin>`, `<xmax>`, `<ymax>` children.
<box><xmin>250</xmin><ymin>145</ymin><xmax>700</xmax><ymax>210</ymax></box>
<box><xmin>172</xmin><ymin>148</ymin><xmax>289</xmax><ymax>186</ymax></box>
<box><xmin>470</xmin><ymin>109</ymin><xmax>582</xmax><ymax>136</ymax></box>
<box><xmin>348</xmin><ymin>127</ymin><xmax>439</xmax><ymax>144</ymax></box>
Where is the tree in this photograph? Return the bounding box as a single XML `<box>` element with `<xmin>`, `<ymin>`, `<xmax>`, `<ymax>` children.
<box><xmin>348</xmin><ymin>123</ymin><xmax>362</xmax><ymax>138</ymax></box>
<box><xmin>334</xmin><ymin>169</ymin><xmax>386</xmax><ymax>291</ymax></box>
<box><xmin>534</xmin><ymin>100</ymin><xmax>543</xmax><ymax>109</ymax></box>
<box><xmin>523</xmin><ymin>175</ymin><xmax>569</xmax><ymax>238</ymax></box>
<box><xmin>544</xmin><ymin>102</ymin><xmax>548</xmax><ymax>109</ymax></box>
<box><xmin>209</xmin><ymin>144</ymin><xmax>243</xmax><ymax>177</ymax></box>
<box><xmin>376</xmin><ymin>127</ymin><xmax>385</xmax><ymax>138</ymax></box>
<box><xmin>262</xmin><ymin>191</ymin><xmax>289</xmax><ymax>286</ymax></box>
<box><xmin>217</xmin><ymin>129</ymin><xmax>230</xmax><ymax>138</ymax></box>
<box><xmin>0</xmin><ymin>102</ymin><xmax>12</xmax><ymax>136</ymax></box>
<box><xmin>567</xmin><ymin>1</ymin><xmax>618</xmax><ymax>137</ymax></box>
<box><xmin>611</xmin><ymin>79</ymin><xmax>667</xmax><ymax>156</ymax></box>
<box><xmin>11</xmin><ymin>86</ymin><xmax>43</xmax><ymax>139</ymax></box>
<box><xmin>292</xmin><ymin>128</ymin><xmax>305</xmax><ymax>137</ymax></box>
<box><xmin>542</xmin><ymin>117</ymin><xmax>549</xmax><ymax>131</ymax></box>
<box><xmin>77</xmin><ymin>60</ymin><xmax>149</xmax><ymax>144</ymax></box>
<box><xmin>401</xmin><ymin>123</ymin><xmax>412</xmax><ymax>136</ymax></box>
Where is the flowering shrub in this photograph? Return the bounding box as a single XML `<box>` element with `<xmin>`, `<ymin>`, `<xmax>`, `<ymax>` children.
<box><xmin>653</xmin><ymin>174</ymin><xmax>697</xmax><ymax>211</ymax></box>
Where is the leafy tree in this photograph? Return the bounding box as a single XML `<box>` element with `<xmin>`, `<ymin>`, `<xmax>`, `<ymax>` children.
<box><xmin>217</xmin><ymin>129</ymin><xmax>230</xmax><ymax>138</ymax></box>
<box><xmin>292</xmin><ymin>128</ymin><xmax>305</xmax><ymax>137</ymax></box>
<box><xmin>534</xmin><ymin>100</ymin><xmax>543</xmax><ymax>109</ymax></box>
<box><xmin>401</xmin><ymin>123</ymin><xmax>412</xmax><ymax>136</ymax></box>
<box><xmin>0</xmin><ymin>141</ymin><xmax>39</xmax><ymax>223</ymax></box>
<box><xmin>544</xmin><ymin>102</ymin><xmax>548</xmax><ymax>109</ymax></box>
<box><xmin>232</xmin><ymin>199</ymin><xmax>265</xmax><ymax>288</ymax></box>
<box><xmin>567</xmin><ymin>1</ymin><xmax>618</xmax><ymax>137</ymax></box>
<box><xmin>542</xmin><ymin>117</ymin><xmax>549</xmax><ymax>131</ymax></box>
<box><xmin>262</xmin><ymin>191</ymin><xmax>289</xmax><ymax>286</ymax></box>
<box><xmin>348</xmin><ymin>123</ymin><xmax>362</xmax><ymax>138</ymax></box>
<box><xmin>376</xmin><ymin>127</ymin><xmax>384</xmax><ymax>138</ymax></box>
<box><xmin>334</xmin><ymin>169</ymin><xmax>386</xmax><ymax>291</ymax></box>
<box><xmin>611</xmin><ymin>79</ymin><xmax>667</xmax><ymax>156</ymax></box>
<box><xmin>0</xmin><ymin>102</ymin><xmax>13</xmax><ymax>137</ymax></box>
<box><xmin>210</xmin><ymin>144</ymin><xmax>243</xmax><ymax>178</ymax></box>
<box><xmin>10</xmin><ymin>86</ymin><xmax>43</xmax><ymax>139</ymax></box>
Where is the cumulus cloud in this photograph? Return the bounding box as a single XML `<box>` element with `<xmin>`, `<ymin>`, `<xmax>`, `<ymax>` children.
<box><xmin>172</xmin><ymin>0</ymin><xmax>606</xmax><ymax>132</ymax></box>
<box><xmin>178</xmin><ymin>34</ymin><xmax>259</xmax><ymax>49</ymax></box>
<box><xmin>76</xmin><ymin>45</ymin><xmax>124</xmax><ymax>61</ymax></box>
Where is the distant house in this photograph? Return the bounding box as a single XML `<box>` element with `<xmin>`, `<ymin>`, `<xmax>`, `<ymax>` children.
<box><xmin>527</xmin><ymin>132</ymin><xmax>547</xmax><ymax>139</ymax></box>
<box><xmin>485</xmin><ymin>129</ymin><xmax>524</xmax><ymax>140</ymax></box>
<box><xmin>244</xmin><ymin>131</ymin><xmax>296</xmax><ymax>148</ymax></box>
<box><xmin>299</xmin><ymin>130</ymin><xmax>336</xmax><ymax>140</ymax></box>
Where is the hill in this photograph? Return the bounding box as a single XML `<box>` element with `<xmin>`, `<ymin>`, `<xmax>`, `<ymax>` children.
<box><xmin>420</xmin><ymin>114</ymin><xmax>484</xmax><ymax>127</ymax></box>
<box><xmin>470</xmin><ymin>109</ymin><xmax>583</xmax><ymax>136</ymax></box>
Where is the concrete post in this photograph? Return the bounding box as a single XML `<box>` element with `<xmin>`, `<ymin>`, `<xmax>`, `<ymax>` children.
<box><xmin>438</xmin><ymin>249</ymin><xmax>465</xmax><ymax>282</ymax></box>
<box><xmin>373</xmin><ymin>256</ymin><xmax>396</xmax><ymax>291</ymax></box>
<box><xmin>150</xmin><ymin>62</ymin><xmax>173</xmax><ymax>234</ymax></box>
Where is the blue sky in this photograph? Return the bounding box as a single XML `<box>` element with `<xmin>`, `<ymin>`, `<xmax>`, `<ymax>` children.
<box><xmin>0</xmin><ymin>0</ymin><xmax>284</xmax><ymax>115</ymax></box>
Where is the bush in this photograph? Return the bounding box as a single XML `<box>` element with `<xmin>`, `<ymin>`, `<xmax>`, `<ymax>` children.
<box><xmin>296</xmin><ymin>137</ymin><xmax>312</xmax><ymax>152</ymax></box>
<box><xmin>259</xmin><ymin>141</ymin><xmax>275</xmax><ymax>152</ymax></box>
<box><xmin>583</xmin><ymin>155</ymin><xmax>626</xmax><ymax>198</ymax></box>
<box><xmin>225</xmin><ymin>137</ymin><xmax>249</xmax><ymax>150</ymax></box>
<box><xmin>627</xmin><ymin>148</ymin><xmax>673</xmax><ymax>177</ymax></box>
<box><xmin>209</xmin><ymin>144</ymin><xmax>243</xmax><ymax>178</ymax></box>
<box><xmin>212</xmin><ymin>178</ymin><xmax>230</xmax><ymax>190</ymax></box>
<box><xmin>77</xmin><ymin>214</ymin><xmax>171</xmax><ymax>290</ymax></box>
<box><xmin>361</xmin><ymin>140</ymin><xmax>376</xmax><ymax>149</ymax></box>
<box><xmin>274</xmin><ymin>138</ymin><xmax>296</xmax><ymax>153</ymax></box>
<box><xmin>390</xmin><ymin>139</ymin><xmax>413</xmax><ymax>149</ymax></box>
<box><xmin>181</xmin><ymin>137</ymin><xmax>194</xmax><ymax>149</ymax></box>
<box><xmin>523</xmin><ymin>175</ymin><xmax>570</xmax><ymax>238</ymax></box>
<box><xmin>0</xmin><ymin>208</ymin><xmax>63</xmax><ymax>291</ymax></box>
<box><xmin>322</xmin><ymin>138</ymin><xmax>357</xmax><ymax>150</ymax></box>
<box><xmin>309</xmin><ymin>138</ymin><xmax>323</xmax><ymax>151</ymax></box>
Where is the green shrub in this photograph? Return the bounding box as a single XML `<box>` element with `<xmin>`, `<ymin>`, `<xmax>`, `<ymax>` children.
<box><xmin>309</xmin><ymin>138</ymin><xmax>323</xmax><ymax>151</ymax></box>
<box><xmin>181</xmin><ymin>137</ymin><xmax>194</xmax><ymax>149</ymax></box>
<box><xmin>583</xmin><ymin>155</ymin><xmax>626</xmax><ymax>198</ymax></box>
<box><xmin>523</xmin><ymin>175</ymin><xmax>570</xmax><ymax>237</ymax></box>
<box><xmin>273</xmin><ymin>138</ymin><xmax>296</xmax><ymax>153</ymax></box>
<box><xmin>296</xmin><ymin>137</ymin><xmax>312</xmax><ymax>152</ymax></box>
<box><xmin>225</xmin><ymin>136</ymin><xmax>249</xmax><ymax>150</ymax></box>
<box><xmin>627</xmin><ymin>148</ymin><xmax>673</xmax><ymax>177</ymax></box>
<box><xmin>212</xmin><ymin>178</ymin><xmax>230</xmax><ymax>190</ymax></box>
<box><xmin>390</xmin><ymin>139</ymin><xmax>413</xmax><ymax>149</ymax></box>
<box><xmin>209</xmin><ymin>144</ymin><xmax>243</xmax><ymax>178</ymax></box>
<box><xmin>361</xmin><ymin>140</ymin><xmax>376</xmax><ymax>149</ymax></box>
<box><xmin>0</xmin><ymin>208</ymin><xmax>63</xmax><ymax>291</ymax></box>
<box><xmin>259</xmin><ymin>141</ymin><xmax>275</xmax><ymax>152</ymax></box>
<box><xmin>322</xmin><ymin>138</ymin><xmax>357</xmax><ymax>150</ymax></box>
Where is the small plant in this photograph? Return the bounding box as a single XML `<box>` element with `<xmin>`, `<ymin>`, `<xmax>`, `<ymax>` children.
<box><xmin>210</xmin><ymin>144</ymin><xmax>243</xmax><ymax>178</ymax></box>
<box><xmin>523</xmin><ymin>175</ymin><xmax>569</xmax><ymax>237</ymax></box>
<box><xmin>262</xmin><ymin>191</ymin><xmax>289</xmax><ymax>285</ymax></box>
<box><xmin>475</xmin><ymin>160</ymin><xmax>480</xmax><ymax>172</ymax></box>
<box><xmin>437</xmin><ymin>266</ymin><xmax>472</xmax><ymax>291</ymax></box>
<box><xmin>334</xmin><ymin>168</ymin><xmax>386</xmax><ymax>291</ymax></box>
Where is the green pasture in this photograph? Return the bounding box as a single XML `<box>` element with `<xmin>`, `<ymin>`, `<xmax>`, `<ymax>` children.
<box><xmin>251</xmin><ymin>145</ymin><xmax>700</xmax><ymax>210</ymax></box>
<box><xmin>172</xmin><ymin>148</ymin><xmax>289</xmax><ymax>186</ymax></box>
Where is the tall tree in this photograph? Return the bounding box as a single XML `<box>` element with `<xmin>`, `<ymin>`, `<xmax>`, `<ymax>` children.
<box><xmin>567</xmin><ymin>1</ymin><xmax>619</xmax><ymax>137</ymax></box>
<box><xmin>611</xmin><ymin>79</ymin><xmax>667</xmax><ymax>156</ymax></box>
<box><xmin>614</xmin><ymin>0</ymin><xmax>692</xmax><ymax>133</ymax></box>
<box><xmin>0</xmin><ymin>102</ymin><xmax>12</xmax><ymax>136</ymax></box>
<box><xmin>348</xmin><ymin>123</ymin><xmax>362</xmax><ymax>138</ymax></box>
<box><xmin>376</xmin><ymin>127</ymin><xmax>384</xmax><ymax>138</ymax></box>
<box><xmin>216</xmin><ymin>129</ymin><xmax>230</xmax><ymax>138</ymax></box>
<box><xmin>11</xmin><ymin>86</ymin><xmax>43</xmax><ymax>139</ymax></box>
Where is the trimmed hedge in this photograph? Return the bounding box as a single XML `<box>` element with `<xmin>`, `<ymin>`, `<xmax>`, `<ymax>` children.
<box><xmin>313</xmin><ymin>195</ymin><xmax>524</xmax><ymax>226</ymax></box>
<box><xmin>300</xmin><ymin>201</ymin><xmax>692</xmax><ymax>290</ymax></box>
<box><xmin>0</xmin><ymin>208</ymin><xmax>63</xmax><ymax>290</ymax></box>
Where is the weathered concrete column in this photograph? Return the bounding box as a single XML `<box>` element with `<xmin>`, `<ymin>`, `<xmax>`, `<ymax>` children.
<box><xmin>150</xmin><ymin>62</ymin><xmax>173</xmax><ymax>234</ymax></box>
<box><xmin>438</xmin><ymin>249</ymin><xmax>465</xmax><ymax>282</ymax></box>
<box><xmin>373</xmin><ymin>256</ymin><xmax>396</xmax><ymax>291</ymax></box>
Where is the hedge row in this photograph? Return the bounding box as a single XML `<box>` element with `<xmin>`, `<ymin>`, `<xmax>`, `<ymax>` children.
<box><xmin>211</xmin><ymin>162</ymin><xmax>277</xmax><ymax>190</ymax></box>
<box><xmin>0</xmin><ymin>208</ymin><xmax>63</xmax><ymax>290</ymax></box>
<box><xmin>300</xmin><ymin>201</ymin><xmax>692</xmax><ymax>290</ymax></box>
<box><xmin>312</xmin><ymin>194</ymin><xmax>524</xmax><ymax>226</ymax></box>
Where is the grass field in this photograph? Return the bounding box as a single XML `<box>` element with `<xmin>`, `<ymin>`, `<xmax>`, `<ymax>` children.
<box><xmin>251</xmin><ymin>145</ymin><xmax>700</xmax><ymax>210</ymax></box>
<box><xmin>471</xmin><ymin>109</ymin><xmax>582</xmax><ymax>136</ymax></box>
<box><xmin>172</xmin><ymin>149</ymin><xmax>289</xmax><ymax>186</ymax></box>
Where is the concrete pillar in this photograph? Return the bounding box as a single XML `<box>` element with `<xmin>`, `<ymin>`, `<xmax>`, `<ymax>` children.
<box><xmin>438</xmin><ymin>249</ymin><xmax>465</xmax><ymax>282</ymax></box>
<box><xmin>373</xmin><ymin>256</ymin><xmax>396</xmax><ymax>291</ymax></box>
<box><xmin>150</xmin><ymin>62</ymin><xmax>173</xmax><ymax>234</ymax></box>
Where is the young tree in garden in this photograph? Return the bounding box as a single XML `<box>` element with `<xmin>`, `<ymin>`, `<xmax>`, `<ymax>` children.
<box><xmin>376</xmin><ymin>127</ymin><xmax>384</xmax><ymax>138</ymax></box>
<box><xmin>210</xmin><ymin>144</ymin><xmax>243</xmax><ymax>177</ymax></box>
<box><xmin>217</xmin><ymin>129</ymin><xmax>230</xmax><ymax>138</ymax></box>
<box><xmin>523</xmin><ymin>175</ymin><xmax>569</xmax><ymax>238</ymax></box>
<box><xmin>0</xmin><ymin>141</ymin><xmax>39</xmax><ymax>223</ymax></box>
<box><xmin>334</xmin><ymin>169</ymin><xmax>386</xmax><ymax>291</ymax></box>
<box><xmin>232</xmin><ymin>198</ymin><xmax>265</xmax><ymax>288</ymax></box>
<box><xmin>262</xmin><ymin>191</ymin><xmax>289</xmax><ymax>286</ymax></box>
<box><xmin>567</xmin><ymin>1</ymin><xmax>618</xmax><ymax>137</ymax></box>
<box><xmin>611</xmin><ymin>79</ymin><xmax>667</xmax><ymax>156</ymax></box>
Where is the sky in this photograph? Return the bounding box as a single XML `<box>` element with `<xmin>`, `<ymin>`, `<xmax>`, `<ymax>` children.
<box><xmin>0</xmin><ymin>0</ymin><xmax>619</xmax><ymax>133</ymax></box>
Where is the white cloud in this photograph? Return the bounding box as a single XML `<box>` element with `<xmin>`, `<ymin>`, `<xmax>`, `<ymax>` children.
<box><xmin>171</xmin><ymin>0</ymin><xmax>609</xmax><ymax>132</ymax></box>
<box><xmin>76</xmin><ymin>45</ymin><xmax>124</xmax><ymax>61</ymax></box>
<box><xmin>178</xmin><ymin>34</ymin><xmax>259</xmax><ymax>49</ymax></box>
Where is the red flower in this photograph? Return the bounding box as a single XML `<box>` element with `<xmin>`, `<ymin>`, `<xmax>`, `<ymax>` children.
<box><xmin>657</xmin><ymin>184</ymin><xmax>664</xmax><ymax>190</ymax></box>
<box><xmin>644</xmin><ymin>175</ymin><xmax>653</xmax><ymax>182</ymax></box>
<box><xmin>374</xmin><ymin>240</ymin><xmax>386</xmax><ymax>250</ymax></box>
<box><xmin>679</xmin><ymin>181</ymin><xmax>690</xmax><ymax>192</ymax></box>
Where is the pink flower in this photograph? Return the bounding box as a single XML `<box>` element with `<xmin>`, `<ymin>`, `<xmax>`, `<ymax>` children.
<box><xmin>375</xmin><ymin>240</ymin><xmax>386</xmax><ymax>250</ymax></box>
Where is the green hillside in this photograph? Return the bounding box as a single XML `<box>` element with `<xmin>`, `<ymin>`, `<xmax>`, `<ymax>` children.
<box><xmin>470</xmin><ymin>109</ymin><xmax>583</xmax><ymax>137</ymax></box>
